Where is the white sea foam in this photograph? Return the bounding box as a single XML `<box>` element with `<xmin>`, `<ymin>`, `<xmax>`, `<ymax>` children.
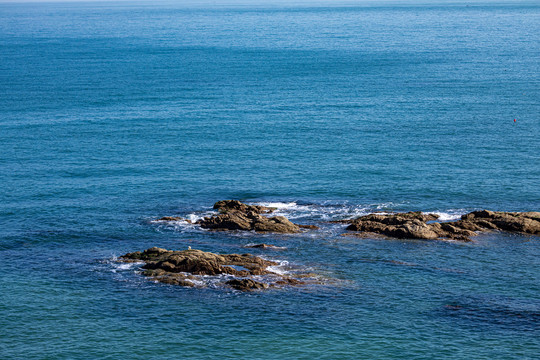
<box><xmin>108</xmin><ymin>257</ymin><xmax>144</xmax><ymax>273</ymax></box>
<box><xmin>267</xmin><ymin>260</ymin><xmax>290</xmax><ymax>275</ymax></box>
<box><xmin>187</xmin><ymin>213</ymin><xmax>208</xmax><ymax>223</ymax></box>
<box><xmin>430</xmin><ymin>211</ymin><xmax>466</xmax><ymax>221</ymax></box>
<box><xmin>256</xmin><ymin>201</ymin><xmax>300</xmax><ymax>210</ymax></box>
<box><xmin>184</xmin><ymin>277</ymin><xmax>206</xmax><ymax>287</ymax></box>
<box><xmin>254</xmin><ymin>201</ymin><xmax>315</xmax><ymax>218</ymax></box>
<box><xmin>114</xmin><ymin>263</ymin><xmax>137</xmax><ymax>270</ymax></box>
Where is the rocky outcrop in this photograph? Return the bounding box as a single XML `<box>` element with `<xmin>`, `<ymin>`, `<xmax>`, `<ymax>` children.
<box><xmin>458</xmin><ymin>210</ymin><xmax>540</xmax><ymax>235</ymax></box>
<box><xmin>122</xmin><ymin>247</ymin><xmax>275</xmax><ymax>276</ymax></box>
<box><xmin>213</xmin><ymin>200</ymin><xmax>274</xmax><ymax>214</ymax></box>
<box><xmin>155</xmin><ymin>200</ymin><xmax>318</xmax><ymax>234</ymax></box>
<box><xmin>343</xmin><ymin>210</ymin><xmax>540</xmax><ymax>241</ymax></box>
<box><xmin>120</xmin><ymin>247</ymin><xmax>305</xmax><ymax>291</ymax></box>
<box><xmin>196</xmin><ymin>211</ymin><xmax>300</xmax><ymax>233</ymax></box>
<box><xmin>345</xmin><ymin>212</ymin><xmax>462</xmax><ymax>240</ymax></box>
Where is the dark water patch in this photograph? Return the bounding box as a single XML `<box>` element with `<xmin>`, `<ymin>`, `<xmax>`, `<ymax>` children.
<box><xmin>440</xmin><ymin>295</ymin><xmax>540</xmax><ymax>333</ymax></box>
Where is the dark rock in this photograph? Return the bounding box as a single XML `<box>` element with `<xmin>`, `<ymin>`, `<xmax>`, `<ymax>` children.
<box><xmin>122</xmin><ymin>248</ymin><xmax>276</xmax><ymax>276</ymax></box>
<box><xmin>340</xmin><ymin>232</ymin><xmax>388</xmax><ymax>239</ymax></box>
<box><xmin>459</xmin><ymin>210</ymin><xmax>540</xmax><ymax>235</ymax></box>
<box><xmin>121</xmin><ymin>247</ymin><xmax>172</xmax><ymax>262</ymax></box>
<box><xmin>197</xmin><ymin>210</ymin><xmax>254</xmax><ymax>231</ymax></box>
<box><xmin>120</xmin><ymin>247</ymin><xmax>308</xmax><ymax>291</ymax></box>
<box><xmin>155</xmin><ymin>216</ymin><xmax>191</xmax><ymax>222</ymax></box>
<box><xmin>226</xmin><ymin>279</ymin><xmax>268</xmax><ymax>291</ymax></box>
<box><xmin>338</xmin><ymin>211</ymin><xmax>438</xmax><ymax>225</ymax></box>
<box><xmin>155</xmin><ymin>200</ymin><xmax>297</xmax><ymax>233</ymax></box>
<box><xmin>342</xmin><ymin>210</ymin><xmax>540</xmax><ymax>241</ymax></box>
<box><xmin>346</xmin><ymin>213</ymin><xmax>443</xmax><ymax>240</ymax></box>
<box><xmin>252</xmin><ymin>215</ymin><xmax>300</xmax><ymax>233</ymax></box>
<box><xmin>213</xmin><ymin>200</ymin><xmax>274</xmax><ymax>214</ymax></box>
<box><xmin>274</xmin><ymin>277</ymin><xmax>305</xmax><ymax>286</ymax></box>
<box><xmin>196</xmin><ymin>210</ymin><xmax>300</xmax><ymax>233</ymax></box>
<box><xmin>245</xmin><ymin>243</ymin><xmax>282</xmax><ymax>249</ymax></box>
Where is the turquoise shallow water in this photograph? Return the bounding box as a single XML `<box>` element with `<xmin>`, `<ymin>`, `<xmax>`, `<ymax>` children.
<box><xmin>1</xmin><ymin>1</ymin><xmax>539</xmax><ymax>359</ymax></box>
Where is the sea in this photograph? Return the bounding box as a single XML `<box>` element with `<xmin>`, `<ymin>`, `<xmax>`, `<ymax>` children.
<box><xmin>0</xmin><ymin>0</ymin><xmax>539</xmax><ymax>358</ymax></box>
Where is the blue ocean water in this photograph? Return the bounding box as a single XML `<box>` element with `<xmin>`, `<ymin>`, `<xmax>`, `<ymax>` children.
<box><xmin>1</xmin><ymin>1</ymin><xmax>539</xmax><ymax>358</ymax></box>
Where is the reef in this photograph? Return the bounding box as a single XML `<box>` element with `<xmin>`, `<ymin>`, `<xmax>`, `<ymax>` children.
<box><xmin>152</xmin><ymin>201</ymin><xmax>539</xmax><ymax>241</ymax></box>
<box><xmin>343</xmin><ymin>210</ymin><xmax>540</xmax><ymax>241</ymax></box>
<box><xmin>120</xmin><ymin>247</ymin><xmax>305</xmax><ymax>291</ymax></box>
<box><xmin>157</xmin><ymin>200</ymin><xmax>319</xmax><ymax>234</ymax></box>
<box><xmin>196</xmin><ymin>200</ymin><xmax>301</xmax><ymax>233</ymax></box>
<box><xmin>212</xmin><ymin>200</ymin><xmax>275</xmax><ymax>214</ymax></box>
<box><xmin>197</xmin><ymin>210</ymin><xmax>300</xmax><ymax>233</ymax></box>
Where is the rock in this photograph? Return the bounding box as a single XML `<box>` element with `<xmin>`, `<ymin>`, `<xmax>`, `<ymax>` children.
<box><xmin>197</xmin><ymin>210</ymin><xmax>254</xmax><ymax>231</ymax></box>
<box><xmin>226</xmin><ymin>279</ymin><xmax>268</xmax><ymax>291</ymax></box>
<box><xmin>122</xmin><ymin>248</ymin><xmax>276</xmax><ymax>276</ymax></box>
<box><xmin>296</xmin><ymin>224</ymin><xmax>320</xmax><ymax>230</ymax></box>
<box><xmin>213</xmin><ymin>200</ymin><xmax>274</xmax><ymax>214</ymax></box>
<box><xmin>458</xmin><ymin>210</ymin><xmax>540</xmax><ymax>235</ymax></box>
<box><xmin>252</xmin><ymin>215</ymin><xmax>300</xmax><ymax>233</ymax></box>
<box><xmin>155</xmin><ymin>216</ymin><xmax>190</xmax><ymax>222</ymax></box>
<box><xmin>245</xmin><ymin>243</ymin><xmax>282</xmax><ymax>249</ymax></box>
<box><xmin>345</xmin><ymin>213</ymin><xmax>444</xmax><ymax>240</ymax></box>
<box><xmin>121</xmin><ymin>247</ymin><xmax>172</xmax><ymax>262</ymax></box>
<box><xmin>149</xmin><ymin>273</ymin><xmax>196</xmax><ymax>287</ymax></box>
<box><xmin>120</xmin><ymin>247</ymin><xmax>307</xmax><ymax>291</ymax></box>
<box><xmin>345</xmin><ymin>212</ymin><xmax>466</xmax><ymax>240</ymax></box>
<box><xmin>155</xmin><ymin>200</ymin><xmax>297</xmax><ymax>233</ymax></box>
<box><xmin>274</xmin><ymin>277</ymin><xmax>305</xmax><ymax>286</ymax></box>
<box><xmin>197</xmin><ymin>210</ymin><xmax>300</xmax><ymax>233</ymax></box>
<box><xmin>342</xmin><ymin>210</ymin><xmax>540</xmax><ymax>241</ymax></box>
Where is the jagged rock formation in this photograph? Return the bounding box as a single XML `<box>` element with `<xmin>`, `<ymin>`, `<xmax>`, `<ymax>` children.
<box><xmin>458</xmin><ymin>210</ymin><xmax>540</xmax><ymax>234</ymax></box>
<box><xmin>197</xmin><ymin>211</ymin><xmax>300</xmax><ymax>233</ymax></box>
<box><xmin>120</xmin><ymin>247</ymin><xmax>304</xmax><ymax>291</ymax></box>
<box><xmin>343</xmin><ymin>210</ymin><xmax>540</xmax><ymax>241</ymax></box>
<box><xmin>213</xmin><ymin>200</ymin><xmax>275</xmax><ymax>214</ymax></box>
<box><xmin>195</xmin><ymin>200</ymin><xmax>300</xmax><ymax>233</ymax></box>
<box><xmin>155</xmin><ymin>200</ymin><xmax>318</xmax><ymax>233</ymax></box>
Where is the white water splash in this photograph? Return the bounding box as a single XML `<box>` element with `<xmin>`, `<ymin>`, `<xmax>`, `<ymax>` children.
<box><xmin>430</xmin><ymin>211</ymin><xmax>467</xmax><ymax>221</ymax></box>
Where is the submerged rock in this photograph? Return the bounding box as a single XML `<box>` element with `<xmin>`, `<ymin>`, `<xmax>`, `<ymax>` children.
<box><xmin>120</xmin><ymin>247</ymin><xmax>307</xmax><ymax>291</ymax></box>
<box><xmin>245</xmin><ymin>243</ymin><xmax>283</xmax><ymax>249</ymax></box>
<box><xmin>296</xmin><ymin>224</ymin><xmax>320</xmax><ymax>230</ymax></box>
<box><xmin>226</xmin><ymin>279</ymin><xmax>269</xmax><ymax>291</ymax></box>
<box><xmin>342</xmin><ymin>210</ymin><xmax>540</xmax><ymax>241</ymax></box>
<box><xmin>155</xmin><ymin>216</ymin><xmax>192</xmax><ymax>223</ymax></box>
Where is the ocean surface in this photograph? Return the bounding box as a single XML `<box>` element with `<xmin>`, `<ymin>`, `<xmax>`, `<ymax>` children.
<box><xmin>1</xmin><ymin>1</ymin><xmax>539</xmax><ymax>358</ymax></box>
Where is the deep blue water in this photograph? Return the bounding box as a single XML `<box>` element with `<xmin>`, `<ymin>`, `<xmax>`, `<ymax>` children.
<box><xmin>1</xmin><ymin>1</ymin><xmax>539</xmax><ymax>358</ymax></box>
